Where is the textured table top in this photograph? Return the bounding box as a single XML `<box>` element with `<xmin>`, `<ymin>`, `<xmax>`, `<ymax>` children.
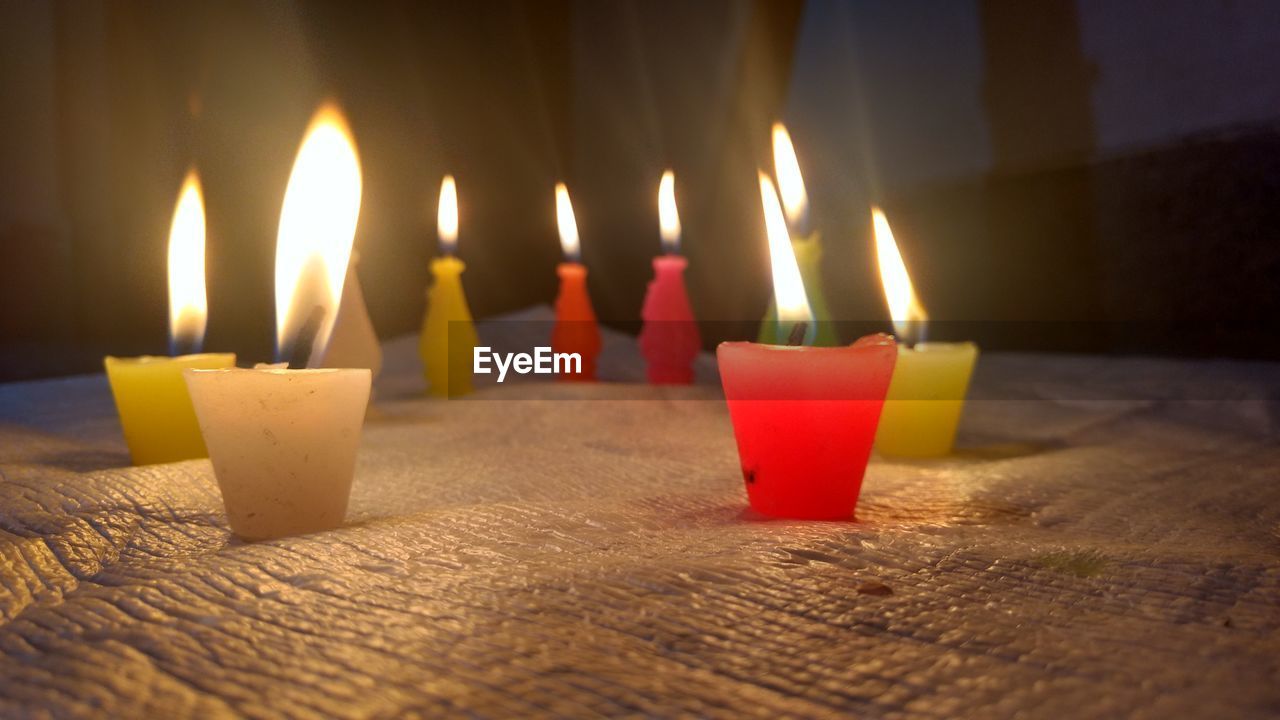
<box><xmin>1</xmin><ymin>310</ymin><xmax>1278</xmax><ymax>718</ymax></box>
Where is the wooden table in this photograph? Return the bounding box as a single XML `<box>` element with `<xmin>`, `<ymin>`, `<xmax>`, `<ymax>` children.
<box><xmin>1</xmin><ymin>312</ymin><xmax>1277</xmax><ymax>717</ymax></box>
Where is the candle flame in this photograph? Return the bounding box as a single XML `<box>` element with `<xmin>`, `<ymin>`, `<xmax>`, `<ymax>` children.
<box><xmin>658</xmin><ymin>170</ymin><xmax>681</xmax><ymax>254</ymax></box>
<box><xmin>872</xmin><ymin>206</ymin><xmax>927</xmax><ymax>343</ymax></box>
<box><xmin>168</xmin><ymin>170</ymin><xmax>207</xmax><ymax>352</ymax></box>
<box><xmin>275</xmin><ymin>102</ymin><xmax>362</xmax><ymax>362</ymax></box>
<box><xmin>438</xmin><ymin>174</ymin><xmax>458</xmax><ymax>254</ymax></box>
<box><xmin>771</xmin><ymin>122</ymin><xmax>808</xmax><ymax>231</ymax></box>
<box><xmin>555</xmin><ymin>182</ymin><xmax>580</xmax><ymax>262</ymax></box>
<box><xmin>759</xmin><ymin>172</ymin><xmax>813</xmax><ymax>343</ymax></box>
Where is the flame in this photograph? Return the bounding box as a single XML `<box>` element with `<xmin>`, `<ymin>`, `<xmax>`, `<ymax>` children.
<box><xmin>872</xmin><ymin>206</ymin><xmax>927</xmax><ymax>343</ymax></box>
<box><xmin>759</xmin><ymin>172</ymin><xmax>813</xmax><ymax>342</ymax></box>
<box><xmin>168</xmin><ymin>170</ymin><xmax>207</xmax><ymax>351</ymax></box>
<box><xmin>438</xmin><ymin>174</ymin><xmax>458</xmax><ymax>254</ymax></box>
<box><xmin>658</xmin><ymin>170</ymin><xmax>681</xmax><ymax>254</ymax></box>
<box><xmin>555</xmin><ymin>182</ymin><xmax>580</xmax><ymax>262</ymax></box>
<box><xmin>274</xmin><ymin>103</ymin><xmax>362</xmax><ymax>361</ymax></box>
<box><xmin>771</xmin><ymin>122</ymin><xmax>808</xmax><ymax>230</ymax></box>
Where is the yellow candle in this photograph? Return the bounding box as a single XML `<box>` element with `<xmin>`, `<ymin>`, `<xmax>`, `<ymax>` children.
<box><xmin>105</xmin><ymin>170</ymin><xmax>236</xmax><ymax>465</ymax></box>
<box><xmin>870</xmin><ymin>206</ymin><xmax>978</xmax><ymax>457</ymax></box>
<box><xmin>421</xmin><ymin>256</ymin><xmax>478</xmax><ymax>396</ymax></box>
<box><xmin>874</xmin><ymin>342</ymin><xmax>978</xmax><ymax>457</ymax></box>
<box><xmin>420</xmin><ymin>175</ymin><xmax>479</xmax><ymax>396</ymax></box>
<box><xmin>105</xmin><ymin>353</ymin><xmax>235</xmax><ymax>464</ymax></box>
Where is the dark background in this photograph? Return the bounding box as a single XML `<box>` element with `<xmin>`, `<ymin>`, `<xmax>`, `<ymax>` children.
<box><xmin>1</xmin><ymin>0</ymin><xmax>1278</xmax><ymax>382</ymax></box>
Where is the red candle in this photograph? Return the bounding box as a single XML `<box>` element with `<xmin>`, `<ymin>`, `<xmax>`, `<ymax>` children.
<box><xmin>552</xmin><ymin>183</ymin><xmax>601</xmax><ymax>381</ymax></box>
<box><xmin>716</xmin><ymin>173</ymin><xmax>897</xmax><ymax>519</ymax></box>
<box><xmin>719</xmin><ymin>335</ymin><xmax>897</xmax><ymax>519</ymax></box>
<box><xmin>640</xmin><ymin>171</ymin><xmax>701</xmax><ymax>384</ymax></box>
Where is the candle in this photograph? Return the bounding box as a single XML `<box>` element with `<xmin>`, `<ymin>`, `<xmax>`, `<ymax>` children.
<box><xmin>717</xmin><ymin>174</ymin><xmax>897</xmax><ymax>520</ymax></box>
<box><xmin>871</xmin><ymin>207</ymin><xmax>978</xmax><ymax>458</ymax></box>
<box><xmin>185</xmin><ymin>367</ymin><xmax>369</xmax><ymax>540</ymax></box>
<box><xmin>105</xmin><ymin>170</ymin><xmax>234</xmax><ymax>465</ymax></box>
<box><xmin>551</xmin><ymin>183</ymin><xmax>601</xmax><ymax>381</ymax></box>
<box><xmin>757</xmin><ymin>123</ymin><xmax>838</xmax><ymax>346</ymax></box>
<box><xmin>420</xmin><ymin>175</ymin><xmax>480</xmax><ymax>397</ymax></box>
<box><xmin>319</xmin><ymin>252</ymin><xmax>383</xmax><ymax>377</ymax></box>
<box><xmin>639</xmin><ymin>170</ymin><xmax>701</xmax><ymax>384</ymax></box>
<box><xmin>186</xmin><ymin>103</ymin><xmax>371</xmax><ymax>540</ymax></box>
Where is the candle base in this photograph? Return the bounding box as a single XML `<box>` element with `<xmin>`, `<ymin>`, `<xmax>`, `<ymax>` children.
<box><xmin>185</xmin><ymin>367</ymin><xmax>371</xmax><ymax>540</ymax></box>
<box><xmin>875</xmin><ymin>342</ymin><xmax>978</xmax><ymax>458</ymax></box>
<box><xmin>105</xmin><ymin>353</ymin><xmax>236</xmax><ymax>465</ymax></box>
<box><xmin>718</xmin><ymin>335</ymin><xmax>897</xmax><ymax>519</ymax></box>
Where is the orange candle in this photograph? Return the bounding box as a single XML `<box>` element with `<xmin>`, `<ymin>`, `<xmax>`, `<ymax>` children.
<box><xmin>551</xmin><ymin>183</ymin><xmax>601</xmax><ymax>380</ymax></box>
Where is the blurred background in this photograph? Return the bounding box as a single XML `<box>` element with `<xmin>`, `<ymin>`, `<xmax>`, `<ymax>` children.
<box><xmin>1</xmin><ymin>0</ymin><xmax>1278</xmax><ymax>382</ymax></box>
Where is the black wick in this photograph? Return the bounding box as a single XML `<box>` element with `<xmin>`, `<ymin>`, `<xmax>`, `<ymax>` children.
<box><xmin>786</xmin><ymin>322</ymin><xmax>808</xmax><ymax>347</ymax></box>
<box><xmin>285</xmin><ymin>305</ymin><xmax>327</xmax><ymax>368</ymax></box>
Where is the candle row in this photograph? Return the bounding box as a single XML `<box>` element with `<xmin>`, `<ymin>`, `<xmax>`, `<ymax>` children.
<box><xmin>104</xmin><ymin>101</ymin><xmax>978</xmax><ymax>539</ymax></box>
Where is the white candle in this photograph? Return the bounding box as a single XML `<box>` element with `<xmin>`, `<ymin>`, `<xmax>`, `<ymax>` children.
<box><xmin>187</xmin><ymin>102</ymin><xmax>374</xmax><ymax>540</ymax></box>
<box><xmin>185</xmin><ymin>367</ymin><xmax>370</xmax><ymax>540</ymax></box>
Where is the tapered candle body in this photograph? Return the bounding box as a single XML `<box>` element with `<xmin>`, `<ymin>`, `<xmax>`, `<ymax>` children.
<box><xmin>639</xmin><ymin>255</ymin><xmax>701</xmax><ymax>384</ymax></box>
<box><xmin>420</xmin><ymin>256</ymin><xmax>479</xmax><ymax>397</ymax></box>
<box><xmin>552</xmin><ymin>262</ymin><xmax>601</xmax><ymax>381</ymax></box>
<box><xmin>875</xmin><ymin>342</ymin><xmax>978</xmax><ymax>457</ymax></box>
<box><xmin>758</xmin><ymin>233</ymin><xmax>839</xmax><ymax>346</ymax></box>
<box><xmin>717</xmin><ymin>334</ymin><xmax>897</xmax><ymax>519</ymax></box>
<box><xmin>317</xmin><ymin>259</ymin><xmax>382</xmax><ymax>377</ymax></box>
<box><xmin>104</xmin><ymin>353</ymin><xmax>236</xmax><ymax>465</ymax></box>
<box><xmin>185</xmin><ymin>367</ymin><xmax>371</xmax><ymax>540</ymax></box>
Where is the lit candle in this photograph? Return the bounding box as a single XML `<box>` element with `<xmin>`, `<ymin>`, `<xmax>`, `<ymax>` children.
<box><xmin>871</xmin><ymin>207</ymin><xmax>978</xmax><ymax>457</ymax></box>
<box><xmin>757</xmin><ymin>123</ymin><xmax>838</xmax><ymax>346</ymax></box>
<box><xmin>717</xmin><ymin>173</ymin><xmax>897</xmax><ymax>519</ymax></box>
<box><xmin>551</xmin><ymin>182</ymin><xmax>601</xmax><ymax>381</ymax></box>
<box><xmin>291</xmin><ymin>108</ymin><xmax>381</xmax><ymax>377</ymax></box>
<box><xmin>639</xmin><ymin>170</ymin><xmax>701</xmax><ymax>384</ymax></box>
<box><xmin>186</xmin><ymin>104</ymin><xmax>371</xmax><ymax>541</ymax></box>
<box><xmin>104</xmin><ymin>170</ymin><xmax>235</xmax><ymax>465</ymax></box>
<box><xmin>420</xmin><ymin>175</ymin><xmax>480</xmax><ymax>397</ymax></box>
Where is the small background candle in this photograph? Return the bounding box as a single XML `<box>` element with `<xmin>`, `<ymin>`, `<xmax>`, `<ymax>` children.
<box><xmin>639</xmin><ymin>170</ymin><xmax>701</xmax><ymax>384</ymax></box>
<box><xmin>757</xmin><ymin>123</ymin><xmax>839</xmax><ymax>346</ymax></box>
<box><xmin>421</xmin><ymin>175</ymin><xmax>479</xmax><ymax>396</ymax></box>
<box><xmin>871</xmin><ymin>207</ymin><xmax>978</xmax><ymax>457</ymax></box>
<box><xmin>319</xmin><ymin>252</ymin><xmax>383</xmax><ymax>377</ymax></box>
<box><xmin>718</xmin><ymin>174</ymin><xmax>896</xmax><ymax>520</ymax></box>
<box><xmin>551</xmin><ymin>182</ymin><xmax>601</xmax><ymax>381</ymax></box>
<box><xmin>105</xmin><ymin>170</ymin><xmax>234</xmax><ymax>465</ymax></box>
<box><xmin>189</xmin><ymin>103</ymin><xmax>371</xmax><ymax>540</ymax></box>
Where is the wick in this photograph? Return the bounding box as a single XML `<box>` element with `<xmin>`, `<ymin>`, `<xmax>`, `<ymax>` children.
<box><xmin>286</xmin><ymin>305</ymin><xmax>327</xmax><ymax>369</ymax></box>
<box><xmin>786</xmin><ymin>322</ymin><xmax>808</xmax><ymax>346</ymax></box>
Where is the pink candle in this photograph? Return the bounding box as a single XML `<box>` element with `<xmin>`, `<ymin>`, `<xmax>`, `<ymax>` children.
<box><xmin>639</xmin><ymin>171</ymin><xmax>701</xmax><ymax>384</ymax></box>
